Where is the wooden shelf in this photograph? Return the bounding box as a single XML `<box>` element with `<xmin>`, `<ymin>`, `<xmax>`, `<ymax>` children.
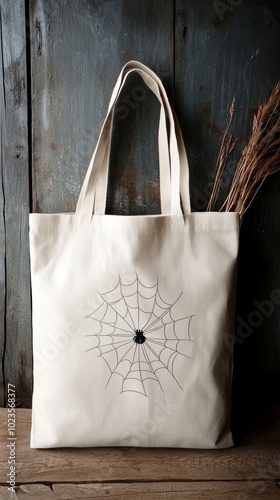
<box><xmin>0</xmin><ymin>406</ymin><xmax>279</xmax><ymax>498</ymax></box>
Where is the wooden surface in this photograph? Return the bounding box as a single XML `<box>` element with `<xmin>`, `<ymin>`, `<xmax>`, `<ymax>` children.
<box><xmin>0</xmin><ymin>407</ymin><xmax>279</xmax><ymax>498</ymax></box>
<box><xmin>0</xmin><ymin>0</ymin><xmax>280</xmax><ymax>412</ymax></box>
<box><xmin>0</xmin><ymin>481</ymin><xmax>280</xmax><ymax>499</ymax></box>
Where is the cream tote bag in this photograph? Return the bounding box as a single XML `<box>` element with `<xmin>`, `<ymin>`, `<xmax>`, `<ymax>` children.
<box><xmin>29</xmin><ymin>61</ymin><xmax>239</xmax><ymax>449</ymax></box>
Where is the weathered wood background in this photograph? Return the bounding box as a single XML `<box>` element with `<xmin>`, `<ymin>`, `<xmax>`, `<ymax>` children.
<box><xmin>0</xmin><ymin>0</ymin><xmax>279</xmax><ymax>432</ymax></box>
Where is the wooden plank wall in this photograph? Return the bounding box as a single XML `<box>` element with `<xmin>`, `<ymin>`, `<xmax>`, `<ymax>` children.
<box><xmin>0</xmin><ymin>0</ymin><xmax>279</xmax><ymax>427</ymax></box>
<box><xmin>0</xmin><ymin>0</ymin><xmax>31</xmax><ymax>407</ymax></box>
<box><xmin>175</xmin><ymin>0</ymin><xmax>280</xmax><ymax>436</ymax></box>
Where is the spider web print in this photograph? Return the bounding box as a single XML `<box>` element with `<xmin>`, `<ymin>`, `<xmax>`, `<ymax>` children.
<box><xmin>85</xmin><ymin>274</ymin><xmax>195</xmax><ymax>397</ymax></box>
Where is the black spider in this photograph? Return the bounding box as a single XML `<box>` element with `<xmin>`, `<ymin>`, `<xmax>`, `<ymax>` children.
<box><xmin>133</xmin><ymin>329</ymin><xmax>146</xmax><ymax>344</ymax></box>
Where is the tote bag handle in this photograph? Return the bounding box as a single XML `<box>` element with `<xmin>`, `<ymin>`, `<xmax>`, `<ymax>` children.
<box><xmin>105</xmin><ymin>61</ymin><xmax>191</xmax><ymax>217</ymax></box>
<box><xmin>107</xmin><ymin>61</ymin><xmax>191</xmax><ymax>217</ymax></box>
<box><xmin>76</xmin><ymin>64</ymin><xmax>175</xmax><ymax>218</ymax></box>
<box><xmin>94</xmin><ymin>70</ymin><xmax>172</xmax><ymax>215</ymax></box>
<box><xmin>76</xmin><ymin>61</ymin><xmax>191</xmax><ymax>222</ymax></box>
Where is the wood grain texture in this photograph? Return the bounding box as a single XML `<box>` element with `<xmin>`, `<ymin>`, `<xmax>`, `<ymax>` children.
<box><xmin>175</xmin><ymin>0</ymin><xmax>280</xmax><ymax>438</ymax></box>
<box><xmin>175</xmin><ymin>0</ymin><xmax>280</xmax><ymax>209</ymax></box>
<box><xmin>30</xmin><ymin>0</ymin><xmax>173</xmax><ymax>215</ymax></box>
<box><xmin>0</xmin><ymin>480</ymin><xmax>280</xmax><ymax>499</ymax></box>
<box><xmin>0</xmin><ymin>0</ymin><xmax>279</xmax><ymax>429</ymax></box>
<box><xmin>0</xmin><ymin>0</ymin><xmax>31</xmax><ymax>407</ymax></box>
<box><xmin>0</xmin><ymin>2</ymin><xmax>6</xmax><ymax>408</ymax></box>
<box><xmin>0</xmin><ymin>408</ymin><xmax>279</xmax><ymax>484</ymax></box>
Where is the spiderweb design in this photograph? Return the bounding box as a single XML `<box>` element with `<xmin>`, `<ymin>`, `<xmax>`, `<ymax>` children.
<box><xmin>86</xmin><ymin>275</ymin><xmax>195</xmax><ymax>397</ymax></box>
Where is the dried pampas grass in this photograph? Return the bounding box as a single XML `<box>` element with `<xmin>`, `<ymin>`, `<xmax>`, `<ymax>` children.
<box><xmin>207</xmin><ymin>82</ymin><xmax>280</xmax><ymax>218</ymax></box>
<box><xmin>207</xmin><ymin>99</ymin><xmax>236</xmax><ymax>212</ymax></box>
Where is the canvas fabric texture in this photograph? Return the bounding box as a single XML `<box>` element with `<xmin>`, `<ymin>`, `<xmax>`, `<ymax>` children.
<box><xmin>29</xmin><ymin>61</ymin><xmax>239</xmax><ymax>449</ymax></box>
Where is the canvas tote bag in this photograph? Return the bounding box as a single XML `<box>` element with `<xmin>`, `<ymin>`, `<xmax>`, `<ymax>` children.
<box><xmin>29</xmin><ymin>61</ymin><xmax>239</xmax><ymax>449</ymax></box>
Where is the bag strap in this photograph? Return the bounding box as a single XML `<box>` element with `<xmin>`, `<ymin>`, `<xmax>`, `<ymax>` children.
<box><xmin>76</xmin><ymin>64</ymin><xmax>174</xmax><ymax>219</ymax></box>
<box><xmin>93</xmin><ymin>73</ymin><xmax>172</xmax><ymax>215</ymax></box>
<box><xmin>76</xmin><ymin>61</ymin><xmax>191</xmax><ymax>222</ymax></box>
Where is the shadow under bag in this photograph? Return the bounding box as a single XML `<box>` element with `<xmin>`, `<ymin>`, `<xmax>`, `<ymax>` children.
<box><xmin>29</xmin><ymin>61</ymin><xmax>239</xmax><ymax>449</ymax></box>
